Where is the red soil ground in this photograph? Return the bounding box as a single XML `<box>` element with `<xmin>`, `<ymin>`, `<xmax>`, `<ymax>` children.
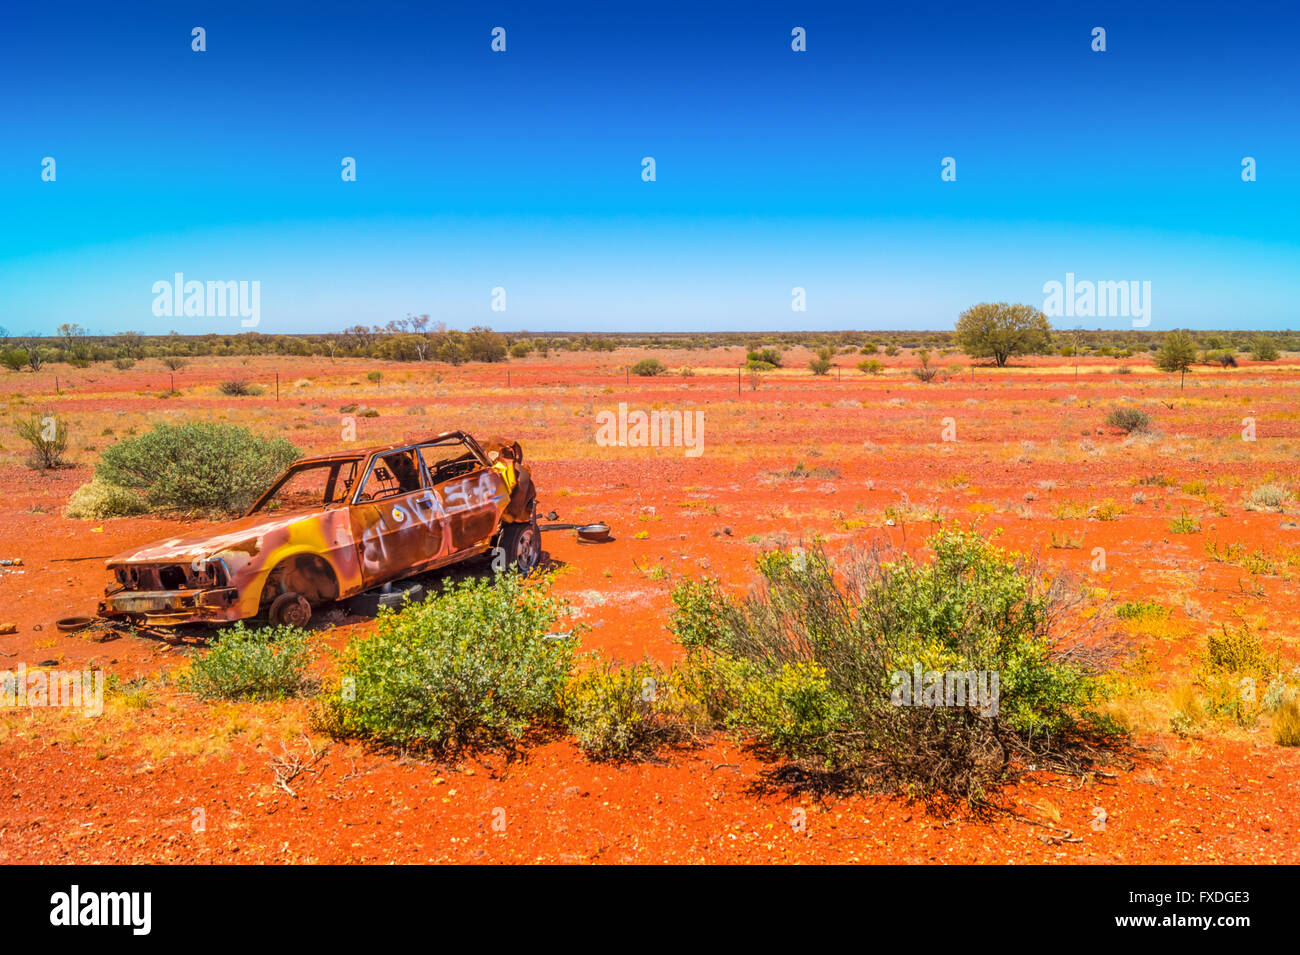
<box><xmin>1</xmin><ymin>348</ymin><xmax>1298</xmax><ymax>863</ymax></box>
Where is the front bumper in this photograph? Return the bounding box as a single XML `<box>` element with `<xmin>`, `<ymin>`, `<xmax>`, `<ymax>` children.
<box><xmin>98</xmin><ymin>587</ymin><xmax>241</xmax><ymax>625</ymax></box>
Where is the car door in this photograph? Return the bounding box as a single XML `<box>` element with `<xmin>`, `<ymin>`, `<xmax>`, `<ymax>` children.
<box><xmin>348</xmin><ymin>448</ymin><xmax>449</xmax><ymax>589</ymax></box>
<box><xmin>418</xmin><ymin>438</ymin><xmax>508</xmax><ymax>555</ymax></box>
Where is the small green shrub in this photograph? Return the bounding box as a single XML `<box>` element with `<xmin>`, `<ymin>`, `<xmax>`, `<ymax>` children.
<box><xmin>95</xmin><ymin>421</ymin><xmax>300</xmax><ymax>516</ymax></box>
<box><xmin>1106</xmin><ymin>407</ymin><xmax>1150</xmax><ymax>433</ymax></box>
<box><xmin>630</xmin><ymin>359</ymin><xmax>666</xmax><ymax>377</ymax></box>
<box><xmin>1244</xmin><ymin>484</ymin><xmax>1291</xmax><ymax>512</ymax></box>
<box><xmin>321</xmin><ymin>574</ymin><xmax>576</xmax><ymax>754</ymax></box>
<box><xmin>65</xmin><ymin>480</ymin><xmax>148</xmax><ymax>519</ymax></box>
<box><xmin>1168</xmin><ymin>511</ymin><xmax>1201</xmax><ymax>534</ymax></box>
<box><xmin>218</xmin><ymin>378</ymin><xmax>262</xmax><ymax>396</ymax></box>
<box><xmin>1116</xmin><ymin>600</ymin><xmax>1169</xmax><ymax>621</ymax></box>
<box><xmin>566</xmin><ymin>659</ymin><xmax>700</xmax><ymax>760</ymax></box>
<box><xmin>1274</xmin><ymin>699</ymin><xmax>1300</xmax><ymax>746</ymax></box>
<box><xmin>746</xmin><ymin>348</ymin><xmax>782</xmax><ymax>368</ymax></box>
<box><xmin>180</xmin><ymin>622</ymin><xmax>316</xmax><ymax>701</ymax></box>
<box><xmin>857</xmin><ymin>359</ymin><xmax>883</xmax><ymax>375</ymax></box>
<box><xmin>1250</xmin><ymin>336</ymin><xmax>1280</xmax><ymax>362</ymax></box>
<box><xmin>808</xmin><ymin>357</ymin><xmax>832</xmax><ymax>376</ymax></box>
<box><xmin>1205</xmin><ymin>624</ymin><xmax>1267</xmax><ymax>674</ymax></box>
<box><xmin>16</xmin><ymin>413</ymin><xmax>70</xmax><ymax>471</ymax></box>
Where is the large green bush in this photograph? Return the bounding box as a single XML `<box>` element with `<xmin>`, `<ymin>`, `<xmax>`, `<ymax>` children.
<box><xmin>95</xmin><ymin>421</ymin><xmax>299</xmax><ymax>516</ymax></box>
<box><xmin>668</xmin><ymin>530</ymin><xmax>1124</xmax><ymax>803</ymax></box>
<box><xmin>180</xmin><ymin>622</ymin><xmax>316</xmax><ymax>701</ymax></box>
<box><xmin>321</xmin><ymin>573</ymin><xmax>576</xmax><ymax>754</ymax></box>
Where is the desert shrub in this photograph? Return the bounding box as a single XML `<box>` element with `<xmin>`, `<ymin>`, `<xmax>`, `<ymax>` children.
<box><xmin>1204</xmin><ymin>350</ymin><xmax>1237</xmax><ymax>368</ymax></box>
<box><xmin>95</xmin><ymin>421</ymin><xmax>300</xmax><ymax>515</ymax></box>
<box><xmin>218</xmin><ymin>378</ymin><xmax>262</xmax><ymax>396</ymax></box>
<box><xmin>1195</xmin><ymin>625</ymin><xmax>1276</xmax><ymax>727</ymax></box>
<box><xmin>1250</xmin><ymin>336</ymin><xmax>1280</xmax><ymax>361</ymax></box>
<box><xmin>509</xmin><ymin>341</ymin><xmax>533</xmax><ymax>358</ymax></box>
<box><xmin>1106</xmin><ymin>407</ymin><xmax>1150</xmax><ymax>433</ymax></box>
<box><xmin>884</xmin><ymin>345</ymin><xmax>900</xmax><ymax>356</ymax></box>
<box><xmin>565</xmin><ymin>659</ymin><xmax>702</xmax><ymax>760</ymax></box>
<box><xmin>1205</xmin><ymin>624</ymin><xmax>1267</xmax><ymax>674</ymax></box>
<box><xmin>366</xmin><ymin>370</ymin><xmax>382</xmax><ymax>383</ymax></box>
<box><xmin>809</xmin><ymin>357</ymin><xmax>832</xmax><ymax>375</ymax></box>
<box><xmin>463</xmin><ymin>326</ymin><xmax>508</xmax><ymax>362</ymax></box>
<box><xmin>857</xmin><ymin>359</ymin><xmax>883</xmax><ymax>375</ymax></box>
<box><xmin>320</xmin><ymin>574</ymin><xmax>576</xmax><ymax>755</ymax></box>
<box><xmin>631</xmin><ymin>358</ymin><xmax>666</xmax><ymax>377</ymax></box>
<box><xmin>160</xmin><ymin>356</ymin><xmax>188</xmax><ymax>371</ymax></box>
<box><xmin>746</xmin><ymin>348</ymin><xmax>782</xmax><ymax>368</ymax></box>
<box><xmin>1116</xmin><ymin>600</ymin><xmax>1169</xmax><ymax>621</ymax></box>
<box><xmin>1168</xmin><ymin>511</ymin><xmax>1200</xmax><ymax>534</ymax></box>
<box><xmin>668</xmin><ymin>530</ymin><xmax>1125</xmax><ymax>803</ymax></box>
<box><xmin>179</xmin><ymin>622</ymin><xmax>315</xmax><ymax>701</ymax></box>
<box><xmin>745</xmin><ymin>359</ymin><xmax>776</xmax><ymax>372</ymax></box>
<box><xmin>15</xmin><ymin>413</ymin><xmax>69</xmax><ymax>470</ymax></box>
<box><xmin>112</xmin><ymin>356</ymin><xmax>135</xmax><ymax>370</ymax></box>
<box><xmin>65</xmin><ymin>480</ymin><xmax>148</xmax><ymax>519</ymax></box>
<box><xmin>1</xmin><ymin>349</ymin><xmax>30</xmax><ymax>371</ymax></box>
<box><xmin>1244</xmin><ymin>484</ymin><xmax>1291</xmax><ymax>512</ymax></box>
<box><xmin>1274</xmin><ymin>699</ymin><xmax>1300</xmax><ymax>746</ymax></box>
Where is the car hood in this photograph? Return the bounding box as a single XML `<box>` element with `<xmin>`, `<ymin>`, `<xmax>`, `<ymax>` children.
<box><xmin>106</xmin><ymin>509</ymin><xmax>323</xmax><ymax>565</ymax></box>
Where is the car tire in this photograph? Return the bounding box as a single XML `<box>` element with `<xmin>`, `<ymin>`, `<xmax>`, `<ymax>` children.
<box><xmin>348</xmin><ymin>579</ymin><xmax>425</xmax><ymax>617</ymax></box>
<box><xmin>268</xmin><ymin>592</ymin><xmax>312</xmax><ymax>628</ymax></box>
<box><xmin>497</xmin><ymin>519</ymin><xmax>541</xmax><ymax>576</ymax></box>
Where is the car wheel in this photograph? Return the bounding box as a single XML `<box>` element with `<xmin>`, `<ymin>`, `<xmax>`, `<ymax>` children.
<box><xmin>499</xmin><ymin>519</ymin><xmax>541</xmax><ymax>576</ymax></box>
<box><xmin>269</xmin><ymin>592</ymin><xmax>312</xmax><ymax>628</ymax></box>
<box><xmin>348</xmin><ymin>580</ymin><xmax>425</xmax><ymax>617</ymax></box>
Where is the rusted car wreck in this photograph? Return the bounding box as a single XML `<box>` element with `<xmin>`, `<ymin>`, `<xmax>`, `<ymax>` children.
<box><xmin>97</xmin><ymin>431</ymin><xmax>540</xmax><ymax>627</ymax></box>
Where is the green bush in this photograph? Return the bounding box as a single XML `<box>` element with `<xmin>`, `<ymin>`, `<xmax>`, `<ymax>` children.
<box><xmin>808</xmin><ymin>358</ymin><xmax>832</xmax><ymax>376</ymax></box>
<box><xmin>321</xmin><ymin>573</ymin><xmax>576</xmax><ymax>754</ymax></box>
<box><xmin>746</xmin><ymin>348</ymin><xmax>782</xmax><ymax>368</ymax></box>
<box><xmin>630</xmin><ymin>358</ymin><xmax>666</xmax><ymax>377</ymax></box>
<box><xmin>566</xmin><ymin>659</ymin><xmax>700</xmax><ymax>760</ymax></box>
<box><xmin>1250</xmin><ymin>336</ymin><xmax>1280</xmax><ymax>361</ymax></box>
<box><xmin>180</xmin><ymin>622</ymin><xmax>316</xmax><ymax>701</ymax></box>
<box><xmin>1244</xmin><ymin>483</ymin><xmax>1291</xmax><ymax>512</ymax></box>
<box><xmin>1106</xmin><ymin>407</ymin><xmax>1150</xmax><ymax>433</ymax></box>
<box><xmin>857</xmin><ymin>359</ymin><xmax>883</xmax><ymax>375</ymax></box>
<box><xmin>668</xmin><ymin>530</ymin><xmax>1124</xmax><ymax>802</ymax></box>
<box><xmin>15</xmin><ymin>413</ymin><xmax>70</xmax><ymax>471</ymax></box>
<box><xmin>65</xmin><ymin>480</ymin><xmax>148</xmax><ymax>519</ymax></box>
<box><xmin>95</xmin><ymin>421</ymin><xmax>300</xmax><ymax>516</ymax></box>
<box><xmin>218</xmin><ymin>378</ymin><xmax>263</xmax><ymax>396</ymax></box>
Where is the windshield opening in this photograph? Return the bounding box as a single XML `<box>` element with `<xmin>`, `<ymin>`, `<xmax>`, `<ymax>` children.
<box><xmin>253</xmin><ymin>459</ymin><xmax>361</xmax><ymax>513</ymax></box>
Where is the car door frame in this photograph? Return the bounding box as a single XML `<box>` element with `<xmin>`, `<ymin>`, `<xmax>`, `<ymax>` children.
<box><xmin>347</xmin><ymin>445</ymin><xmax>450</xmax><ymax>589</ymax></box>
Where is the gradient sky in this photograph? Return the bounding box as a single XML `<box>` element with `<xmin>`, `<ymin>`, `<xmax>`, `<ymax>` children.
<box><xmin>1</xmin><ymin>1</ymin><xmax>1297</xmax><ymax>335</ymax></box>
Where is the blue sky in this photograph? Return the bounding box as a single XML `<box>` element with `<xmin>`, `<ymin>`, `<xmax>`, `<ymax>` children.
<box><xmin>1</xmin><ymin>1</ymin><xmax>1297</xmax><ymax>335</ymax></box>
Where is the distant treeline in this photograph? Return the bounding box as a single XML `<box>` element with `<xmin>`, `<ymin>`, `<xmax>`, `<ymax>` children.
<box><xmin>0</xmin><ymin>318</ymin><xmax>1295</xmax><ymax>372</ymax></box>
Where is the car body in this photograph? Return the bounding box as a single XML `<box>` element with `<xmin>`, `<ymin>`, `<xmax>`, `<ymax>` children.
<box><xmin>97</xmin><ymin>431</ymin><xmax>539</xmax><ymax>627</ymax></box>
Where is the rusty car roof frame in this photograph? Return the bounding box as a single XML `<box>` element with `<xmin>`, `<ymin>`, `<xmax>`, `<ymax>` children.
<box><xmin>245</xmin><ymin>431</ymin><xmax>491</xmax><ymax>516</ymax></box>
